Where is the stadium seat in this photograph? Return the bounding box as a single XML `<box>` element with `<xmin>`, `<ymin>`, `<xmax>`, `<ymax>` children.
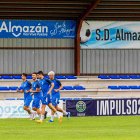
<box><xmin>108</xmin><ymin>86</ymin><xmax>120</xmax><ymax>90</ymax></box>
<box><xmin>98</xmin><ymin>75</ymin><xmax>140</xmax><ymax>79</ymax></box>
<box><xmin>118</xmin><ymin>86</ymin><xmax>130</xmax><ymax>90</ymax></box>
<box><xmin>98</xmin><ymin>75</ymin><xmax>110</xmax><ymax>79</ymax></box>
<box><xmin>9</xmin><ymin>86</ymin><xmax>18</xmax><ymax>90</ymax></box>
<box><xmin>1</xmin><ymin>75</ymin><xmax>13</xmax><ymax>79</ymax></box>
<box><xmin>109</xmin><ymin>85</ymin><xmax>140</xmax><ymax>90</ymax></box>
<box><xmin>61</xmin><ymin>87</ymin><xmax>65</xmax><ymax>90</ymax></box>
<box><xmin>73</xmin><ymin>86</ymin><xmax>85</xmax><ymax>90</ymax></box>
<box><xmin>0</xmin><ymin>87</ymin><xmax>9</xmax><ymax>90</ymax></box>
<box><xmin>63</xmin><ymin>86</ymin><xmax>74</xmax><ymax>90</ymax></box>
<box><xmin>18</xmin><ymin>98</ymin><xmax>24</xmax><ymax>100</ymax></box>
<box><xmin>18</xmin><ymin>87</ymin><xmax>23</xmax><ymax>90</ymax></box>
<box><xmin>65</xmin><ymin>75</ymin><xmax>77</xmax><ymax>79</ymax></box>
<box><xmin>6</xmin><ymin>98</ymin><xmax>17</xmax><ymax>100</ymax></box>
<box><xmin>12</xmin><ymin>75</ymin><xmax>21</xmax><ymax>79</ymax></box>
<box><xmin>129</xmin><ymin>75</ymin><xmax>140</xmax><ymax>79</ymax></box>
<box><xmin>109</xmin><ymin>75</ymin><xmax>120</xmax><ymax>79</ymax></box>
<box><xmin>129</xmin><ymin>86</ymin><xmax>140</xmax><ymax>89</ymax></box>
<box><xmin>55</xmin><ymin>75</ymin><xmax>66</xmax><ymax>79</ymax></box>
<box><xmin>26</xmin><ymin>75</ymin><xmax>32</xmax><ymax>79</ymax></box>
<box><xmin>119</xmin><ymin>75</ymin><xmax>130</xmax><ymax>79</ymax></box>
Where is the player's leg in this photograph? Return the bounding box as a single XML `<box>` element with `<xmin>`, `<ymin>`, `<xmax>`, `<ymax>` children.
<box><xmin>49</xmin><ymin>96</ymin><xmax>58</xmax><ymax>122</ymax></box>
<box><xmin>23</xmin><ymin>106</ymin><xmax>31</xmax><ymax>114</ymax></box>
<box><xmin>33</xmin><ymin>107</ymin><xmax>41</xmax><ymax>120</ymax></box>
<box><xmin>37</xmin><ymin>96</ymin><xmax>47</xmax><ymax>122</ymax></box>
<box><xmin>41</xmin><ymin>95</ymin><xmax>48</xmax><ymax>120</ymax></box>
<box><xmin>47</xmin><ymin>97</ymin><xmax>58</xmax><ymax>114</ymax></box>
<box><xmin>49</xmin><ymin>110</ymin><xmax>55</xmax><ymax>122</ymax></box>
<box><xmin>24</xmin><ymin>98</ymin><xmax>35</xmax><ymax>120</ymax></box>
<box><xmin>32</xmin><ymin>107</ymin><xmax>37</xmax><ymax>111</ymax></box>
<box><xmin>32</xmin><ymin>99</ymin><xmax>41</xmax><ymax>120</ymax></box>
<box><xmin>49</xmin><ymin>105</ymin><xmax>70</xmax><ymax>122</ymax></box>
<box><xmin>52</xmin><ymin>95</ymin><xmax>70</xmax><ymax>118</ymax></box>
<box><xmin>48</xmin><ymin>103</ymin><xmax>62</xmax><ymax>123</ymax></box>
<box><xmin>55</xmin><ymin>105</ymin><xmax>70</xmax><ymax>118</ymax></box>
<box><xmin>36</xmin><ymin>108</ymin><xmax>41</xmax><ymax>116</ymax></box>
<box><xmin>32</xmin><ymin>107</ymin><xmax>41</xmax><ymax>120</ymax></box>
<box><xmin>41</xmin><ymin>104</ymin><xmax>46</xmax><ymax>115</ymax></box>
<box><xmin>41</xmin><ymin>98</ymin><xmax>48</xmax><ymax>119</ymax></box>
<box><xmin>49</xmin><ymin>106</ymin><xmax>69</xmax><ymax>122</ymax></box>
<box><xmin>44</xmin><ymin>111</ymin><xmax>48</xmax><ymax>119</ymax></box>
<box><xmin>35</xmin><ymin>99</ymin><xmax>44</xmax><ymax>123</ymax></box>
<box><xmin>47</xmin><ymin>94</ymin><xmax>62</xmax><ymax>123</ymax></box>
<box><xmin>40</xmin><ymin>104</ymin><xmax>46</xmax><ymax>121</ymax></box>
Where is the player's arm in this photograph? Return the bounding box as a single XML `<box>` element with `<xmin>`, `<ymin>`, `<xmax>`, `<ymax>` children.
<box><xmin>30</xmin><ymin>88</ymin><xmax>40</xmax><ymax>93</ymax></box>
<box><xmin>17</xmin><ymin>89</ymin><xmax>24</xmax><ymax>93</ymax></box>
<box><xmin>29</xmin><ymin>82</ymin><xmax>41</xmax><ymax>95</ymax></box>
<box><xmin>54</xmin><ymin>80</ymin><xmax>63</xmax><ymax>92</ymax></box>
<box><xmin>57</xmin><ymin>84</ymin><xmax>63</xmax><ymax>91</ymax></box>
<box><xmin>29</xmin><ymin>87</ymin><xmax>40</xmax><ymax>96</ymax></box>
<box><xmin>26</xmin><ymin>81</ymin><xmax>32</xmax><ymax>93</ymax></box>
<box><xmin>47</xmin><ymin>80</ymin><xmax>54</xmax><ymax>94</ymax></box>
<box><xmin>16</xmin><ymin>87</ymin><xmax>24</xmax><ymax>93</ymax></box>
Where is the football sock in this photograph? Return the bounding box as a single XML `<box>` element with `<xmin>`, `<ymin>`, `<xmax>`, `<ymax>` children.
<box><xmin>63</xmin><ymin>111</ymin><xmax>68</xmax><ymax>115</ymax></box>
<box><xmin>55</xmin><ymin>111</ymin><xmax>60</xmax><ymax>118</ymax></box>
<box><xmin>40</xmin><ymin>115</ymin><xmax>44</xmax><ymax>121</ymax></box>
<box><xmin>50</xmin><ymin>115</ymin><xmax>54</xmax><ymax>121</ymax></box>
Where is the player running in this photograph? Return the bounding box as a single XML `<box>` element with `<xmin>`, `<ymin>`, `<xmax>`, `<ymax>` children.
<box><xmin>36</xmin><ymin>71</ymin><xmax>62</xmax><ymax>123</ymax></box>
<box><xmin>17</xmin><ymin>73</ymin><xmax>34</xmax><ymax>120</ymax></box>
<box><xmin>48</xmin><ymin>71</ymin><xmax>70</xmax><ymax>122</ymax></box>
<box><xmin>29</xmin><ymin>72</ymin><xmax>42</xmax><ymax>120</ymax></box>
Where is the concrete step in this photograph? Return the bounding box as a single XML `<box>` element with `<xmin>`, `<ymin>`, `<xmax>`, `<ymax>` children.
<box><xmin>0</xmin><ymin>89</ymin><xmax>140</xmax><ymax>99</ymax></box>
<box><xmin>0</xmin><ymin>79</ymin><xmax>140</xmax><ymax>88</ymax></box>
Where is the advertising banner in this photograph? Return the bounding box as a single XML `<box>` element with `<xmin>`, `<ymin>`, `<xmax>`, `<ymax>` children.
<box><xmin>0</xmin><ymin>100</ymin><xmax>63</xmax><ymax>118</ymax></box>
<box><xmin>66</xmin><ymin>98</ymin><xmax>140</xmax><ymax>116</ymax></box>
<box><xmin>0</xmin><ymin>20</ymin><xmax>76</xmax><ymax>38</ymax></box>
<box><xmin>80</xmin><ymin>21</ymin><xmax>140</xmax><ymax>49</ymax></box>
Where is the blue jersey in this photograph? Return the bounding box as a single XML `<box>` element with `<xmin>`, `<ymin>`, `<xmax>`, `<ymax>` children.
<box><xmin>51</xmin><ymin>78</ymin><xmax>62</xmax><ymax>96</ymax></box>
<box><xmin>32</xmin><ymin>80</ymin><xmax>42</xmax><ymax>99</ymax></box>
<box><xmin>38</xmin><ymin>78</ymin><xmax>52</xmax><ymax>97</ymax></box>
<box><xmin>20</xmin><ymin>80</ymin><xmax>32</xmax><ymax>99</ymax></box>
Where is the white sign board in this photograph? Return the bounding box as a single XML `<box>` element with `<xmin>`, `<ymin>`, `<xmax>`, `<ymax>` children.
<box><xmin>80</xmin><ymin>21</ymin><xmax>140</xmax><ymax>49</ymax></box>
<box><xmin>0</xmin><ymin>100</ymin><xmax>63</xmax><ymax>118</ymax></box>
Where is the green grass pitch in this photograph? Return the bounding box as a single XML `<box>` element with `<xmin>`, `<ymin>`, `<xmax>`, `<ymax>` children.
<box><xmin>0</xmin><ymin>116</ymin><xmax>140</xmax><ymax>140</ymax></box>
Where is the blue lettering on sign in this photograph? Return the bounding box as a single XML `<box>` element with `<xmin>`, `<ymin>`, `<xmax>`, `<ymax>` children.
<box><xmin>0</xmin><ymin>105</ymin><xmax>25</xmax><ymax>115</ymax></box>
<box><xmin>0</xmin><ymin>106</ymin><xmax>3</xmax><ymax>117</ymax></box>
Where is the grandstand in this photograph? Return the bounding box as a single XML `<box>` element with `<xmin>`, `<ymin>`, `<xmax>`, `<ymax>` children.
<box><xmin>0</xmin><ymin>0</ymin><xmax>140</xmax><ymax>140</ymax></box>
<box><xmin>0</xmin><ymin>0</ymin><xmax>139</xmax><ymax>108</ymax></box>
<box><xmin>0</xmin><ymin>75</ymin><xmax>140</xmax><ymax>99</ymax></box>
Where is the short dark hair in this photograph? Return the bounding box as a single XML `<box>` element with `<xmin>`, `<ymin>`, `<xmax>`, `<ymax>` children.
<box><xmin>32</xmin><ymin>72</ymin><xmax>37</xmax><ymax>75</ymax></box>
<box><xmin>37</xmin><ymin>71</ymin><xmax>44</xmax><ymax>75</ymax></box>
<box><xmin>22</xmin><ymin>73</ymin><xmax>27</xmax><ymax>77</ymax></box>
